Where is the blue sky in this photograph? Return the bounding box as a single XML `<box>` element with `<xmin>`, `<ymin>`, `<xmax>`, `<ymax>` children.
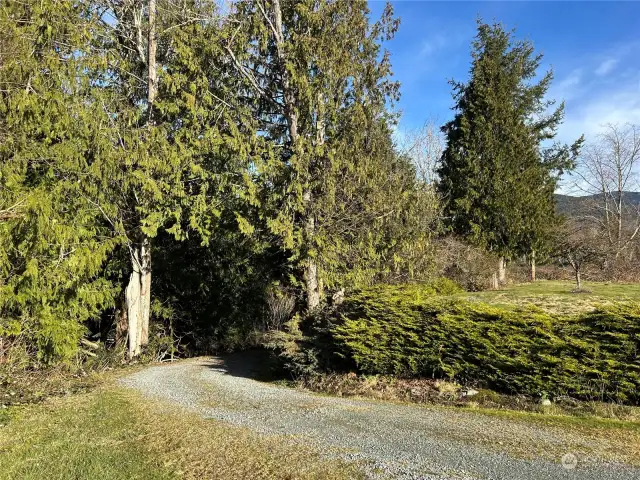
<box><xmin>368</xmin><ymin>1</ymin><xmax>640</xmax><ymax>146</ymax></box>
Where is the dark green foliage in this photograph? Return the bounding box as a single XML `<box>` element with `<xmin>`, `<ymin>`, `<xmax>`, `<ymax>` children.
<box><xmin>151</xmin><ymin>221</ymin><xmax>286</xmax><ymax>354</ymax></box>
<box><xmin>559</xmin><ymin>305</ymin><xmax>640</xmax><ymax>402</ymax></box>
<box><xmin>264</xmin><ymin>279</ymin><xmax>463</xmax><ymax>377</ymax></box>
<box><xmin>437</xmin><ymin>20</ymin><xmax>581</xmax><ymax>260</ymax></box>
<box><xmin>332</xmin><ymin>287</ymin><xmax>640</xmax><ymax>404</ymax></box>
<box><xmin>3</xmin><ymin>1</ymin><xmax>623</xmax><ymax>408</ymax></box>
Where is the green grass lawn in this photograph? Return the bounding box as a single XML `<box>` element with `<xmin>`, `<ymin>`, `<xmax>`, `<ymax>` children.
<box><xmin>0</xmin><ymin>383</ymin><xmax>363</xmax><ymax>480</ymax></box>
<box><xmin>450</xmin><ymin>280</ymin><xmax>640</xmax><ymax>314</ymax></box>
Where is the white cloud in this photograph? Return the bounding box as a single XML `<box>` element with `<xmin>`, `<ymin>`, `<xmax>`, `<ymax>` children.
<box><xmin>549</xmin><ymin>44</ymin><xmax>640</xmax><ymax>193</ymax></box>
<box><xmin>550</xmin><ymin>42</ymin><xmax>640</xmax><ymax>144</ymax></box>
<box><xmin>558</xmin><ymin>84</ymin><xmax>640</xmax><ymax>194</ymax></box>
<box><xmin>548</xmin><ymin>69</ymin><xmax>584</xmax><ymax>103</ymax></box>
<box><xmin>558</xmin><ymin>80</ymin><xmax>640</xmax><ymax>144</ymax></box>
<box><xmin>417</xmin><ymin>25</ymin><xmax>473</xmax><ymax>60</ymax></box>
<box><xmin>595</xmin><ymin>57</ymin><xmax>618</xmax><ymax>76</ymax></box>
<box><xmin>419</xmin><ymin>34</ymin><xmax>450</xmax><ymax>58</ymax></box>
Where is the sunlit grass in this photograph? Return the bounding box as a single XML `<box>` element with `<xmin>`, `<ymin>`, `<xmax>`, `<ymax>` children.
<box><xmin>450</xmin><ymin>280</ymin><xmax>640</xmax><ymax>314</ymax></box>
<box><xmin>0</xmin><ymin>385</ymin><xmax>363</xmax><ymax>480</ymax></box>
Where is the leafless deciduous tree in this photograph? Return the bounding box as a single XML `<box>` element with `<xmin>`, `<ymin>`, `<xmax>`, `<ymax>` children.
<box><xmin>265</xmin><ymin>287</ymin><xmax>295</xmax><ymax>331</ymax></box>
<box><xmin>554</xmin><ymin>220</ymin><xmax>605</xmax><ymax>291</ymax></box>
<box><xmin>397</xmin><ymin>119</ymin><xmax>443</xmax><ymax>185</ymax></box>
<box><xmin>575</xmin><ymin>123</ymin><xmax>640</xmax><ymax>260</ymax></box>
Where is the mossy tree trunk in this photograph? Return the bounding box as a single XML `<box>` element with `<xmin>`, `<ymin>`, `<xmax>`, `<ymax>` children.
<box><xmin>125</xmin><ymin>0</ymin><xmax>157</xmax><ymax>358</ymax></box>
<box><xmin>126</xmin><ymin>239</ymin><xmax>151</xmax><ymax>358</ymax></box>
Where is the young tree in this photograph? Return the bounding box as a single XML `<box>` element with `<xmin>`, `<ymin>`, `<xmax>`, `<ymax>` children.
<box><xmin>437</xmin><ymin>20</ymin><xmax>581</xmax><ymax>285</ymax></box>
<box><xmin>553</xmin><ymin>220</ymin><xmax>604</xmax><ymax>291</ymax></box>
<box><xmin>575</xmin><ymin>123</ymin><xmax>640</xmax><ymax>261</ymax></box>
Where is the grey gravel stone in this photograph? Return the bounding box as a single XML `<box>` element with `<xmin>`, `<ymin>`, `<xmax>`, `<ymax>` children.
<box><xmin>120</xmin><ymin>357</ymin><xmax>640</xmax><ymax>480</ymax></box>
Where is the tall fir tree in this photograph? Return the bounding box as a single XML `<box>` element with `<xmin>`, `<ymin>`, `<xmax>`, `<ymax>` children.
<box><xmin>437</xmin><ymin>20</ymin><xmax>582</xmax><ymax>283</ymax></box>
<box><xmin>227</xmin><ymin>1</ymin><xmax>429</xmax><ymax>307</ymax></box>
<box><xmin>84</xmin><ymin>0</ymin><xmax>253</xmax><ymax>356</ymax></box>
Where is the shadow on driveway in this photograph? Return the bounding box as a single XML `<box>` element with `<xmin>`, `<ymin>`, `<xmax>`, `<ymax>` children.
<box><xmin>199</xmin><ymin>349</ymin><xmax>285</xmax><ymax>382</ymax></box>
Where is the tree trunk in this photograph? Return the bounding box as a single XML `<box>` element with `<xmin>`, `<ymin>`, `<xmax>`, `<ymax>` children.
<box><xmin>126</xmin><ymin>238</ymin><xmax>151</xmax><ymax>358</ymax></box>
<box><xmin>305</xmin><ymin>254</ymin><xmax>320</xmax><ymax>311</ymax></box>
<box><xmin>303</xmin><ymin>190</ymin><xmax>320</xmax><ymax>311</ymax></box>
<box><xmin>530</xmin><ymin>250</ymin><xmax>536</xmax><ymax>282</ymax></box>
<box><xmin>147</xmin><ymin>0</ymin><xmax>157</xmax><ymax>123</ymax></box>
<box><xmin>575</xmin><ymin>267</ymin><xmax>581</xmax><ymax>291</ymax></box>
<box><xmin>305</xmin><ymin>92</ymin><xmax>325</xmax><ymax>311</ymax></box>
<box><xmin>271</xmin><ymin>0</ymin><xmax>319</xmax><ymax>310</ymax></box>
<box><xmin>115</xmin><ymin>306</ymin><xmax>128</xmax><ymax>347</ymax></box>
<box><xmin>491</xmin><ymin>272</ymin><xmax>499</xmax><ymax>290</ymax></box>
<box><xmin>498</xmin><ymin>256</ymin><xmax>506</xmax><ymax>285</ymax></box>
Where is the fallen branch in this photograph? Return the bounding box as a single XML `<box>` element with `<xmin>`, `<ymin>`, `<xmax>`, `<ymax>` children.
<box><xmin>81</xmin><ymin>339</ymin><xmax>100</xmax><ymax>350</ymax></box>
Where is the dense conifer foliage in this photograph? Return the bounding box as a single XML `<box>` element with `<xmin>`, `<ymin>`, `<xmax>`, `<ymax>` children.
<box><xmin>0</xmin><ymin>0</ymin><xmax>435</xmax><ymax>364</ymax></box>
<box><xmin>332</xmin><ymin>285</ymin><xmax>640</xmax><ymax>404</ymax></box>
<box><xmin>0</xmin><ymin>2</ymin><xmax>121</xmax><ymax>362</ymax></box>
<box><xmin>437</xmin><ymin>21</ymin><xmax>582</xmax><ymax>280</ymax></box>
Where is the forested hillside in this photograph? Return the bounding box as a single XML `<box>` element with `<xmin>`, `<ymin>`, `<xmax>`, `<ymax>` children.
<box><xmin>556</xmin><ymin>192</ymin><xmax>640</xmax><ymax>216</ymax></box>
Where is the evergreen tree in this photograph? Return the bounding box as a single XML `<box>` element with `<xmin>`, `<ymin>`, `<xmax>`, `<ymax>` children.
<box><xmin>1</xmin><ymin>0</ymin><xmax>256</xmax><ymax>359</ymax></box>
<box><xmin>227</xmin><ymin>1</ymin><xmax>427</xmax><ymax>307</ymax></box>
<box><xmin>0</xmin><ymin>1</ymin><xmax>120</xmax><ymax>362</ymax></box>
<box><xmin>84</xmin><ymin>0</ymin><xmax>252</xmax><ymax>356</ymax></box>
<box><xmin>437</xmin><ymin>20</ymin><xmax>582</xmax><ymax>283</ymax></box>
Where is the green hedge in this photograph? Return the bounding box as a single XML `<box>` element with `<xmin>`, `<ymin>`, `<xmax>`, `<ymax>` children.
<box><xmin>332</xmin><ymin>286</ymin><xmax>640</xmax><ymax>404</ymax></box>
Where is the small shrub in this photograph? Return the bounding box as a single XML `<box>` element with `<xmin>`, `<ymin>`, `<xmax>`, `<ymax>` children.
<box><xmin>434</xmin><ymin>237</ymin><xmax>497</xmax><ymax>291</ymax></box>
<box><xmin>261</xmin><ymin>314</ymin><xmax>321</xmax><ymax>378</ymax></box>
<box><xmin>264</xmin><ymin>287</ymin><xmax>296</xmax><ymax>331</ymax></box>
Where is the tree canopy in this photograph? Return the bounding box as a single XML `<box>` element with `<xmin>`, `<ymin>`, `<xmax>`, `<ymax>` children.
<box><xmin>3</xmin><ymin>6</ymin><xmax>608</xmax><ymax>368</ymax></box>
<box><xmin>1</xmin><ymin>0</ymin><xmax>435</xmax><ymax>363</ymax></box>
<box><xmin>437</xmin><ymin>20</ymin><xmax>582</xmax><ymax>266</ymax></box>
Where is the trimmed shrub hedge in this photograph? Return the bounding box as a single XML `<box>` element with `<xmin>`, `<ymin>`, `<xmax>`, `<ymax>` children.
<box><xmin>332</xmin><ymin>285</ymin><xmax>640</xmax><ymax>404</ymax></box>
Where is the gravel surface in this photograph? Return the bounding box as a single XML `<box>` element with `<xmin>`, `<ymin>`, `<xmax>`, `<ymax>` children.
<box><xmin>120</xmin><ymin>356</ymin><xmax>640</xmax><ymax>480</ymax></box>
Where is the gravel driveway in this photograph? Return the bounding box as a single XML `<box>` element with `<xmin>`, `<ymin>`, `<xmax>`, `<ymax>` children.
<box><xmin>121</xmin><ymin>356</ymin><xmax>640</xmax><ymax>480</ymax></box>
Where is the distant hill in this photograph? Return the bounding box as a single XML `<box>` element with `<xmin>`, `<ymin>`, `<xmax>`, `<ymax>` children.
<box><xmin>555</xmin><ymin>192</ymin><xmax>640</xmax><ymax>217</ymax></box>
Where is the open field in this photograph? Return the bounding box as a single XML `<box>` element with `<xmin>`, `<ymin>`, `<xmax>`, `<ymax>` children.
<box><xmin>450</xmin><ymin>280</ymin><xmax>640</xmax><ymax>314</ymax></box>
